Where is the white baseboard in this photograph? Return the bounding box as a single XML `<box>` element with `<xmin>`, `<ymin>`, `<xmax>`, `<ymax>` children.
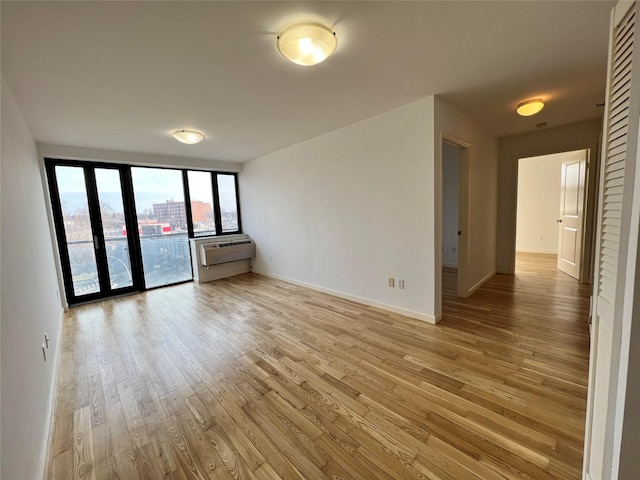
<box><xmin>252</xmin><ymin>269</ymin><xmax>439</xmax><ymax>324</ymax></box>
<box><xmin>516</xmin><ymin>249</ymin><xmax>557</xmax><ymax>255</ymax></box>
<box><xmin>38</xmin><ymin>308</ymin><xmax>65</xmax><ymax>480</ymax></box>
<box><xmin>464</xmin><ymin>270</ymin><xmax>496</xmax><ymax>297</ymax></box>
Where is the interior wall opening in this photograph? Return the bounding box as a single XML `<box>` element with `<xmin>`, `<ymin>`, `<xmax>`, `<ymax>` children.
<box><xmin>441</xmin><ymin>138</ymin><xmax>469</xmax><ymax>299</ymax></box>
<box><xmin>515</xmin><ymin>149</ymin><xmax>589</xmax><ymax>280</ymax></box>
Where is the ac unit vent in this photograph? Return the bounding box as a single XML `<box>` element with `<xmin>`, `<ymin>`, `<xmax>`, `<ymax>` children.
<box><xmin>218</xmin><ymin>240</ymin><xmax>253</xmax><ymax>248</ymax></box>
<box><xmin>200</xmin><ymin>238</ymin><xmax>256</xmax><ymax>266</ymax></box>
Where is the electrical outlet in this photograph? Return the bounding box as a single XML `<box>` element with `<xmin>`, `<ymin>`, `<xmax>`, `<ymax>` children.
<box><xmin>452</xmin><ymin>247</ymin><xmax>457</xmax><ymax>253</ymax></box>
<box><xmin>398</xmin><ymin>280</ymin><xmax>405</xmax><ymax>289</ymax></box>
<box><xmin>538</xmin><ymin>234</ymin><xmax>544</xmax><ymax>240</ymax></box>
<box><xmin>388</xmin><ymin>277</ymin><xmax>395</xmax><ymax>288</ymax></box>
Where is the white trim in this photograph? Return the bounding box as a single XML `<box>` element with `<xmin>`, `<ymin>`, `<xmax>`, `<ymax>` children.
<box><xmin>464</xmin><ymin>270</ymin><xmax>496</xmax><ymax>298</ymax></box>
<box><xmin>439</xmin><ymin>132</ymin><xmax>471</xmax><ymax>309</ymax></box>
<box><xmin>37</xmin><ymin>309</ymin><xmax>65</xmax><ymax>480</ymax></box>
<box><xmin>442</xmin><ymin>134</ymin><xmax>471</xmax><ymax>149</ymax></box>
<box><xmin>614</xmin><ymin>0</ymin><xmax>635</xmax><ymax>24</ymax></box>
<box><xmin>253</xmin><ymin>270</ymin><xmax>440</xmax><ymax>324</ymax></box>
<box><xmin>515</xmin><ymin>249</ymin><xmax>558</xmax><ymax>255</ymax></box>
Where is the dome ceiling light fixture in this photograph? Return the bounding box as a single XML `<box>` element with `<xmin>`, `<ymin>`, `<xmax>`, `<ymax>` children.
<box><xmin>516</xmin><ymin>98</ymin><xmax>545</xmax><ymax>116</ymax></box>
<box><xmin>277</xmin><ymin>22</ymin><xmax>337</xmax><ymax>66</ymax></box>
<box><xmin>172</xmin><ymin>129</ymin><xmax>205</xmax><ymax>144</ymax></box>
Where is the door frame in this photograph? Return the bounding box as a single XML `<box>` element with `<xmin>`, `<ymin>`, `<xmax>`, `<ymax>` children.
<box><xmin>512</xmin><ymin>150</ymin><xmax>590</xmax><ymax>280</ymax></box>
<box><xmin>440</xmin><ymin>134</ymin><xmax>470</xmax><ymax>299</ymax></box>
<box><xmin>505</xmin><ymin>143</ymin><xmax>600</xmax><ymax>283</ymax></box>
<box><xmin>44</xmin><ymin>158</ymin><xmax>144</xmax><ymax>305</ymax></box>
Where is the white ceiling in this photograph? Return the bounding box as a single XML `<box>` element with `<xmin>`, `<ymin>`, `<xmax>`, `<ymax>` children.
<box><xmin>1</xmin><ymin>1</ymin><xmax>615</xmax><ymax>163</ymax></box>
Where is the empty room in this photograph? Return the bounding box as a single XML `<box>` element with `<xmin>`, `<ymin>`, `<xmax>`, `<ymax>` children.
<box><xmin>2</xmin><ymin>1</ymin><xmax>640</xmax><ymax>479</ymax></box>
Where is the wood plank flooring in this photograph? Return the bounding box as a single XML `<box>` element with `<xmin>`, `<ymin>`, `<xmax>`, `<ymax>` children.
<box><xmin>442</xmin><ymin>267</ymin><xmax>457</xmax><ymax>297</ymax></box>
<box><xmin>46</xmin><ymin>252</ymin><xmax>591</xmax><ymax>479</ymax></box>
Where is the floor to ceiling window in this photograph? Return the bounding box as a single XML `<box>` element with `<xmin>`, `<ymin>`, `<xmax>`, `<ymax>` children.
<box><xmin>131</xmin><ymin>167</ymin><xmax>192</xmax><ymax>289</ymax></box>
<box><xmin>46</xmin><ymin>162</ymin><xmax>142</xmax><ymax>304</ymax></box>
<box><xmin>52</xmin><ymin>165</ymin><xmax>101</xmax><ymax>297</ymax></box>
<box><xmin>95</xmin><ymin>168</ymin><xmax>135</xmax><ymax>290</ymax></box>
<box><xmin>45</xmin><ymin>159</ymin><xmax>241</xmax><ymax>305</ymax></box>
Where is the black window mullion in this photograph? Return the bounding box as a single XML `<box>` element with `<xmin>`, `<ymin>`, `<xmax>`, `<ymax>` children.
<box><xmin>182</xmin><ymin>170</ymin><xmax>195</xmax><ymax>238</ymax></box>
<box><xmin>212</xmin><ymin>173</ymin><xmax>223</xmax><ymax>236</ymax></box>
<box><xmin>233</xmin><ymin>173</ymin><xmax>242</xmax><ymax>234</ymax></box>
<box><xmin>120</xmin><ymin>166</ymin><xmax>146</xmax><ymax>290</ymax></box>
<box><xmin>45</xmin><ymin>160</ymin><xmax>76</xmax><ymax>304</ymax></box>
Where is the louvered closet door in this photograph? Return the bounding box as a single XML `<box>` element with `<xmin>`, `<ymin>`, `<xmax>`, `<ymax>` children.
<box><xmin>599</xmin><ymin>5</ymin><xmax>634</xmax><ymax>306</ymax></box>
<box><xmin>584</xmin><ymin>2</ymin><xmax>638</xmax><ymax>479</ymax></box>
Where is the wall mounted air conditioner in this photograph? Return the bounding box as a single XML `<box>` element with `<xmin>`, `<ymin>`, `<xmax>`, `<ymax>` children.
<box><xmin>200</xmin><ymin>238</ymin><xmax>256</xmax><ymax>267</ymax></box>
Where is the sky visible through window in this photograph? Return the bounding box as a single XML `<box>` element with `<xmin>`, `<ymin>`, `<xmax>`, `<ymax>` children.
<box><xmin>58</xmin><ymin>167</ymin><xmax>237</xmax><ymax>213</ymax></box>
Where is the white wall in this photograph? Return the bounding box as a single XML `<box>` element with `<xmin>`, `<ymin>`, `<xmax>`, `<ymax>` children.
<box><xmin>241</xmin><ymin>97</ymin><xmax>437</xmax><ymax>322</ymax></box>
<box><xmin>241</xmin><ymin>95</ymin><xmax>498</xmax><ymax>323</ymax></box>
<box><xmin>434</xmin><ymin>97</ymin><xmax>498</xmax><ymax>310</ymax></box>
<box><xmin>1</xmin><ymin>76</ymin><xmax>64</xmax><ymax>479</ymax></box>
<box><xmin>497</xmin><ymin>119</ymin><xmax>602</xmax><ymax>275</ymax></box>
<box><xmin>442</xmin><ymin>143</ymin><xmax>459</xmax><ymax>267</ymax></box>
<box><xmin>516</xmin><ymin>150</ymin><xmax>586</xmax><ymax>254</ymax></box>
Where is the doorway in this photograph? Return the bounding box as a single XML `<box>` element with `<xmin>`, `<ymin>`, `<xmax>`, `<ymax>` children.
<box><xmin>441</xmin><ymin>138</ymin><xmax>469</xmax><ymax>298</ymax></box>
<box><xmin>515</xmin><ymin>149</ymin><xmax>589</xmax><ymax>280</ymax></box>
<box><xmin>45</xmin><ymin>159</ymin><xmax>195</xmax><ymax>305</ymax></box>
<box><xmin>46</xmin><ymin>160</ymin><xmax>143</xmax><ymax>304</ymax></box>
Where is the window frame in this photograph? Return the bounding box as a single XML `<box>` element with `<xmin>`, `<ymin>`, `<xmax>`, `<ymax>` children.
<box><xmin>215</xmin><ymin>172</ymin><xmax>242</xmax><ymax>235</ymax></box>
<box><xmin>45</xmin><ymin>158</ymin><xmax>242</xmax><ymax>304</ymax></box>
<box><xmin>185</xmin><ymin>169</ymin><xmax>242</xmax><ymax>237</ymax></box>
<box><xmin>44</xmin><ymin>158</ymin><xmax>146</xmax><ymax>305</ymax></box>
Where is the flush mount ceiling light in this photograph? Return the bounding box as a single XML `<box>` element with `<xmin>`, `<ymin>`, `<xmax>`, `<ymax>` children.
<box><xmin>172</xmin><ymin>129</ymin><xmax>205</xmax><ymax>144</ymax></box>
<box><xmin>277</xmin><ymin>23</ymin><xmax>337</xmax><ymax>66</ymax></box>
<box><xmin>516</xmin><ymin>99</ymin><xmax>545</xmax><ymax>116</ymax></box>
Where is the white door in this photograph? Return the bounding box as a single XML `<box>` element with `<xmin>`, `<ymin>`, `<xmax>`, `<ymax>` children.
<box><xmin>584</xmin><ymin>1</ymin><xmax>638</xmax><ymax>478</ymax></box>
<box><xmin>557</xmin><ymin>156</ymin><xmax>587</xmax><ymax>280</ymax></box>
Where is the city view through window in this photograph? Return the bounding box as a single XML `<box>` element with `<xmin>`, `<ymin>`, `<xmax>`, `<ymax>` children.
<box><xmin>96</xmin><ymin>168</ymin><xmax>134</xmax><ymax>291</ymax></box>
<box><xmin>52</xmin><ymin>163</ymin><xmax>239</xmax><ymax>300</ymax></box>
<box><xmin>187</xmin><ymin>170</ymin><xmax>216</xmax><ymax>235</ymax></box>
<box><xmin>131</xmin><ymin>167</ymin><xmax>192</xmax><ymax>289</ymax></box>
<box><xmin>56</xmin><ymin>165</ymin><xmax>100</xmax><ymax>296</ymax></box>
<box><xmin>218</xmin><ymin>173</ymin><xmax>239</xmax><ymax>233</ymax></box>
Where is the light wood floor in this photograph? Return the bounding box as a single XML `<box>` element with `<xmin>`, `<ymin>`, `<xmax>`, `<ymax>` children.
<box><xmin>46</xmin><ymin>252</ymin><xmax>591</xmax><ymax>479</ymax></box>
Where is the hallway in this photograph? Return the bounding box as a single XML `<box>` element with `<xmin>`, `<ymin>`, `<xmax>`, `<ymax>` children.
<box><xmin>440</xmin><ymin>252</ymin><xmax>591</xmax><ymax>476</ymax></box>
